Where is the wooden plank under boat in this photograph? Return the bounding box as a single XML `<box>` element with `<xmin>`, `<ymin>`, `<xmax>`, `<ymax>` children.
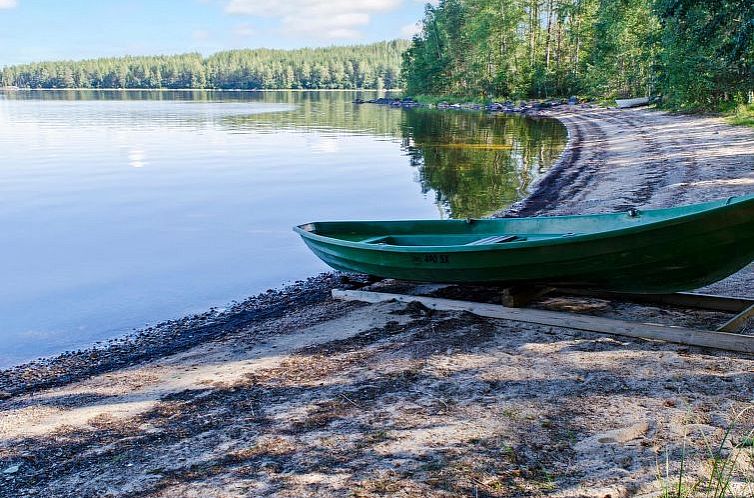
<box><xmin>294</xmin><ymin>194</ymin><xmax>754</xmax><ymax>294</ymax></box>
<box><xmin>332</xmin><ymin>290</ymin><xmax>754</xmax><ymax>353</ymax></box>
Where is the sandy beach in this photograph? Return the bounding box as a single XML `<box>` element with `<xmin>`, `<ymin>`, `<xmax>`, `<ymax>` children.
<box><xmin>1</xmin><ymin>107</ymin><xmax>753</xmax><ymax>497</ymax></box>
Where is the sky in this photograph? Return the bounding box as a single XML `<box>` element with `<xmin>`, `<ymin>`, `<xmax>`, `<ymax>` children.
<box><xmin>0</xmin><ymin>0</ymin><xmax>430</xmax><ymax>67</ymax></box>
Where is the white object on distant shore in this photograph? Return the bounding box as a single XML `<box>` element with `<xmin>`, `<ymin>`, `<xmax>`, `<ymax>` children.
<box><xmin>615</xmin><ymin>97</ymin><xmax>650</xmax><ymax>109</ymax></box>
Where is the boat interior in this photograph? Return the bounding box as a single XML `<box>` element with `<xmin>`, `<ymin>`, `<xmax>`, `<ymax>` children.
<box><xmin>296</xmin><ymin>194</ymin><xmax>751</xmax><ymax>248</ymax></box>
<box><xmin>357</xmin><ymin>234</ymin><xmax>566</xmax><ymax>246</ymax></box>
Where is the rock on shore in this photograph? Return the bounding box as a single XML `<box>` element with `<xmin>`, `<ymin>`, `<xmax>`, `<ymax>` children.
<box><xmin>355</xmin><ymin>95</ymin><xmax>594</xmax><ymax>114</ymax></box>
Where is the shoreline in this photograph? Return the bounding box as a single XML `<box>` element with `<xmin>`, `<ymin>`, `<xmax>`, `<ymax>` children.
<box><xmin>0</xmin><ymin>97</ymin><xmax>560</xmax><ymax>375</ymax></box>
<box><xmin>0</xmin><ymin>274</ymin><xmax>351</xmax><ymax>397</ymax></box>
<box><xmin>1</xmin><ymin>87</ymin><xmax>400</xmax><ymax>93</ymax></box>
<box><xmin>506</xmin><ymin>106</ymin><xmax>754</xmax><ymax>217</ymax></box>
<box><xmin>2</xmin><ymin>107</ymin><xmax>753</xmax><ymax>496</ymax></box>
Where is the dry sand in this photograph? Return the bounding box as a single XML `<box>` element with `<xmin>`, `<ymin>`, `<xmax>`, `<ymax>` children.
<box><xmin>1</xmin><ymin>107</ymin><xmax>753</xmax><ymax>498</ymax></box>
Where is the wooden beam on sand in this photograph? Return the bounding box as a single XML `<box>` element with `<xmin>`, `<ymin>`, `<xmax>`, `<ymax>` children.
<box><xmin>332</xmin><ymin>289</ymin><xmax>754</xmax><ymax>354</ymax></box>
<box><xmin>718</xmin><ymin>304</ymin><xmax>754</xmax><ymax>333</ymax></box>
<box><xmin>553</xmin><ymin>288</ymin><xmax>754</xmax><ymax>313</ymax></box>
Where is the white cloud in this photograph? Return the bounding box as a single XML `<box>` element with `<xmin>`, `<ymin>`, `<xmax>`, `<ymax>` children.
<box><xmin>0</xmin><ymin>0</ymin><xmax>18</xmax><ymax>9</ymax></box>
<box><xmin>233</xmin><ymin>23</ymin><xmax>255</xmax><ymax>37</ymax></box>
<box><xmin>225</xmin><ymin>0</ymin><xmax>402</xmax><ymax>39</ymax></box>
<box><xmin>400</xmin><ymin>22</ymin><xmax>421</xmax><ymax>38</ymax></box>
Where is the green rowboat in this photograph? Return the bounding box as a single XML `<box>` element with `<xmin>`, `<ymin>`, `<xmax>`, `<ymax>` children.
<box><xmin>294</xmin><ymin>194</ymin><xmax>754</xmax><ymax>294</ymax></box>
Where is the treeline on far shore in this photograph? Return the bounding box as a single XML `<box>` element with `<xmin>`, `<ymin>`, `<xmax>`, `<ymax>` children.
<box><xmin>402</xmin><ymin>0</ymin><xmax>753</xmax><ymax>110</ymax></box>
<box><xmin>0</xmin><ymin>41</ymin><xmax>408</xmax><ymax>90</ymax></box>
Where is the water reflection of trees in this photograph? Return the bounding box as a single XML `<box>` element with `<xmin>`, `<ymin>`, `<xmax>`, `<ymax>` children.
<box><xmin>6</xmin><ymin>90</ymin><xmax>566</xmax><ymax>218</ymax></box>
<box><xmin>220</xmin><ymin>90</ymin><xmax>406</xmax><ymax>137</ymax></box>
<box><xmin>401</xmin><ymin>109</ymin><xmax>566</xmax><ymax>218</ymax></box>
<box><xmin>220</xmin><ymin>92</ymin><xmax>567</xmax><ymax>218</ymax></box>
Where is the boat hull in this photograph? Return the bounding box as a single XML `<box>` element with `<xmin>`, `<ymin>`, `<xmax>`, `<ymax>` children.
<box><xmin>295</xmin><ymin>195</ymin><xmax>754</xmax><ymax>294</ymax></box>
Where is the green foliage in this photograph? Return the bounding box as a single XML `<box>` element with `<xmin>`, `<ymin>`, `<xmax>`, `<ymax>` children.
<box><xmin>402</xmin><ymin>0</ymin><xmax>753</xmax><ymax>109</ymax></box>
<box><xmin>728</xmin><ymin>103</ymin><xmax>754</xmax><ymax>128</ymax></box>
<box><xmin>588</xmin><ymin>0</ymin><xmax>661</xmax><ymax>98</ymax></box>
<box><xmin>402</xmin><ymin>0</ymin><xmax>603</xmax><ymax>99</ymax></box>
<box><xmin>655</xmin><ymin>0</ymin><xmax>754</xmax><ymax>109</ymax></box>
<box><xmin>401</xmin><ymin>3</ymin><xmax>459</xmax><ymax>95</ymax></box>
<box><xmin>410</xmin><ymin>94</ymin><xmax>492</xmax><ymax>105</ymax></box>
<box><xmin>0</xmin><ymin>41</ymin><xmax>409</xmax><ymax>90</ymax></box>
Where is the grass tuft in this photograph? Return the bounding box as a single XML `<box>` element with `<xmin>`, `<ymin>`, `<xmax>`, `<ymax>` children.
<box><xmin>657</xmin><ymin>406</ymin><xmax>754</xmax><ymax>498</ymax></box>
<box><xmin>726</xmin><ymin>104</ymin><xmax>754</xmax><ymax>128</ymax></box>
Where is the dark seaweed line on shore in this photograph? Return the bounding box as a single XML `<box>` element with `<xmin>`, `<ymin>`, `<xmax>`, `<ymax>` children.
<box><xmin>500</xmin><ymin>111</ymin><xmax>606</xmax><ymax>218</ymax></box>
<box><xmin>0</xmin><ymin>274</ymin><xmax>370</xmax><ymax>398</ymax></box>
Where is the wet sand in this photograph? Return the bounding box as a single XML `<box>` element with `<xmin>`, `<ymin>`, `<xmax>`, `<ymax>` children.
<box><xmin>1</xmin><ymin>107</ymin><xmax>753</xmax><ymax>497</ymax></box>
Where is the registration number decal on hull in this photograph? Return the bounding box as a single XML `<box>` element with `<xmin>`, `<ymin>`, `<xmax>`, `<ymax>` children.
<box><xmin>412</xmin><ymin>254</ymin><xmax>450</xmax><ymax>264</ymax></box>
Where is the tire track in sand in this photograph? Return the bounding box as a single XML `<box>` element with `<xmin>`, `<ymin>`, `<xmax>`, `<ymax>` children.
<box><xmin>505</xmin><ymin>107</ymin><xmax>753</xmax><ymax>217</ymax></box>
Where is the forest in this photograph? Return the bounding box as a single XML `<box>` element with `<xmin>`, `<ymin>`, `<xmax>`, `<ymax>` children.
<box><xmin>0</xmin><ymin>41</ymin><xmax>408</xmax><ymax>90</ymax></box>
<box><xmin>401</xmin><ymin>0</ymin><xmax>754</xmax><ymax>109</ymax></box>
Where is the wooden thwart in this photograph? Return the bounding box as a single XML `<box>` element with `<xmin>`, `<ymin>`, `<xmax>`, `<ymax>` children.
<box><xmin>332</xmin><ymin>289</ymin><xmax>754</xmax><ymax>354</ymax></box>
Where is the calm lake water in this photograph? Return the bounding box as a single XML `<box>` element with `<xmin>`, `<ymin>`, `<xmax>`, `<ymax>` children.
<box><xmin>0</xmin><ymin>90</ymin><xmax>566</xmax><ymax>366</ymax></box>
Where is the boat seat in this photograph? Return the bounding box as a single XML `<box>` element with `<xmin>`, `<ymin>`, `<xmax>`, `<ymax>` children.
<box><xmin>466</xmin><ymin>235</ymin><xmax>522</xmax><ymax>245</ymax></box>
<box><xmin>361</xmin><ymin>235</ymin><xmax>392</xmax><ymax>244</ymax></box>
